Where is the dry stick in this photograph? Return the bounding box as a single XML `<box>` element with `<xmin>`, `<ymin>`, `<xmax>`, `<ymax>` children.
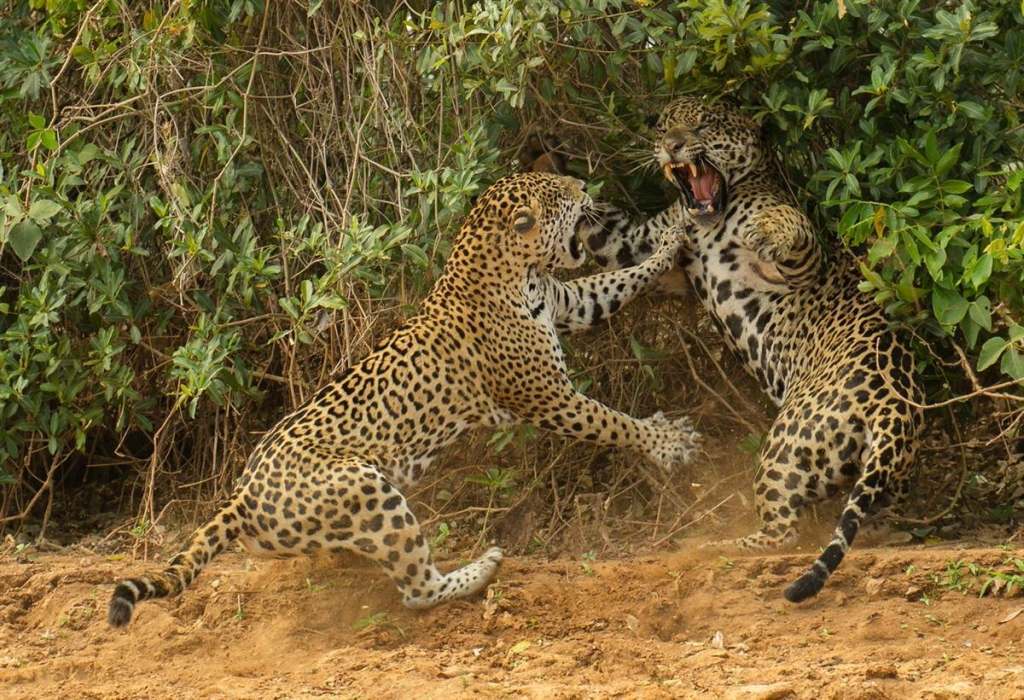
<box><xmin>899</xmin><ymin>405</ymin><xmax>970</xmax><ymax>526</ymax></box>
<box><xmin>48</xmin><ymin>0</ymin><xmax>106</xmax><ymax>126</ymax></box>
<box><xmin>894</xmin><ymin>374</ymin><xmax>1022</xmax><ymax>410</ymax></box>
<box><xmin>873</xmin><ymin>334</ymin><xmax>1022</xmax><ymax>409</ymax></box>
<box><xmin>675</xmin><ymin>327</ymin><xmax>763</xmax><ymax>436</ymax></box>
<box><xmin>645</xmin><ymin>465</ymin><xmax>749</xmax><ymax>548</ymax></box>
<box><xmin>652</xmin><ymin>491</ymin><xmax>664</xmax><ymax>542</ymax></box>
<box><xmin>207</xmin><ymin>2</ymin><xmax>270</xmax><ymax>228</ymax></box>
<box><xmin>0</xmin><ymin>453</ymin><xmax>67</xmax><ymax>529</ymax></box>
<box><xmin>901</xmin><ymin>332</ymin><xmax>1023</xmax><ymax>455</ymax></box>
<box><xmin>636</xmin><ymin>462</ymin><xmax>691</xmax><ymax>513</ymax></box>
<box><xmin>993</xmin><ymin>406</ymin><xmax>1024</xmax><ymax>446</ymax></box>
<box><xmin>140</xmin><ymin>407</ymin><xmax>179</xmax><ymax>559</ymax></box>
<box><xmin>650</xmin><ymin>493</ymin><xmax>737</xmax><ymax>549</ymax></box>
<box><xmin>681</xmin><ymin>326</ymin><xmax>765</xmax><ymax>420</ymax></box>
<box><xmin>868</xmin><ymin>334</ymin><xmax>1015</xmax><ymax>524</ymax></box>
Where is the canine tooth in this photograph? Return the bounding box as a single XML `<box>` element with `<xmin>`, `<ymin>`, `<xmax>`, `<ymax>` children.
<box><xmin>689</xmin><ymin>163</ymin><xmax>699</xmax><ymax>177</ymax></box>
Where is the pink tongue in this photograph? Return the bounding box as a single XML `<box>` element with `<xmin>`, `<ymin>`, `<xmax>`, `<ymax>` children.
<box><xmin>691</xmin><ymin>171</ymin><xmax>718</xmax><ymax>201</ymax></box>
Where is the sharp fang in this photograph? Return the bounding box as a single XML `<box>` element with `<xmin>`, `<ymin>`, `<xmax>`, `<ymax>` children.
<box><xmin>688</xmin><ymin>163</ymin><xmax>699</xmax><ymax>177</ymax></box>
<box><xmin>662</xmin><ymin>163</ymin><xmax>675</xmax><ymax>180</ymax></box>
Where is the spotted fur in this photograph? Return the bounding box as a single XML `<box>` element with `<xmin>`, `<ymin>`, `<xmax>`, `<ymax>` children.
<box><xmin>585</xmin><ymin>98</ymin><xmax>924</xmax><ymax>602</ymax></box>
<box><xmin>108</xmin><ymin>172</ymin><xmax>701</xmax><ymax>627</ymax></box>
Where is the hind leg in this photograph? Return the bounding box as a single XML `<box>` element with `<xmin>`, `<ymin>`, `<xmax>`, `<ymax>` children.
<box><xmin>857</xmin><ymin>471</ymin><xmax>913</xmax><ymax>545</ymax></box>
<box><xmin>311</xmin><ymin>460</ymin><xmax>502</xmax><ymax>609</ymax></box>
<box><xmin>703</xmin><ymin>398</ymin><xmax>865</xmax><ymax>552</ymax></box>
<box><xmin>702</xmin><ymin>448</ymin><xmax>805</xmax><ymax>551</ymax></box>
<box><xmin>785</xmin><ymin>410</ymin><xmax>918</xmax><ymax>602</ymax></box>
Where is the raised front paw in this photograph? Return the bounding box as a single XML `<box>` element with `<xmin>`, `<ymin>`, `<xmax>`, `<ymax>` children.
<box><xmin>642</xmin><ymin>411</ymin><xmax>702</xmax><ymax>472</ymax></box>
<box><xmin>654</xmin><ymin>223</ymin><xmax>691</xmax><ymax>259</ymax></box>
<box><xmin>742</xmin><ymin>208</ymin><xmax>799</xmax><ymax>263</ymax></box>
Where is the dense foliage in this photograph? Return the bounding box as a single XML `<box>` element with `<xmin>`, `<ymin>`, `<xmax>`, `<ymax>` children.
<box><xmin>1</xmin><ymin>0</ymin><xmax>1021</xmax><ymax>522</ymax></box>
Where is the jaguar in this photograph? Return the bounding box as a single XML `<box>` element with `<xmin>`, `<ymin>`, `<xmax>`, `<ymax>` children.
<box><xmin>583</xmin><ymin>97</ymin><xmax>924</xmax><ymax>602</ymax></box>
<box><xmin>108</xmin><ymin>171</ymin><xmax>701</xmax><ymax>627</ymax></box>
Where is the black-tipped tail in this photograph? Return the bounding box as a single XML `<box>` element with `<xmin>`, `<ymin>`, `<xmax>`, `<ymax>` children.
<box><xmin>784</xmin><ymin>563</ymin><xmax>827</xmax><ymax>602</ymax></box>
<box><xmin>784</xmin><ymin>529</ymin><xmax>850</xmax><ymax>603</ymax></box>
<box><xmin>108</xmin><ymin>581</ymin><xmax>140</xmax><ymax>627</ymax></box>
<box><xmin>106</xmin><ymin>499</ymin><xmax>242</xmax><ymax>628</ymax></box>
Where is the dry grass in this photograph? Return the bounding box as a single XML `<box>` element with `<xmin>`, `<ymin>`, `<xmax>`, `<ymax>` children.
<box><xmin>3</xmin><ymin>1</ymin><xmax>1019</xmax><ymax>556</ymax></box>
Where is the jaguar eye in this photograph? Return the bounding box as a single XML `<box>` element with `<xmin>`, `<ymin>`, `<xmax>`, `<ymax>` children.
<box><xmin>512</xmin><ymin>210</ymin><xmax>536</xmax><ymax>234</ymax></box>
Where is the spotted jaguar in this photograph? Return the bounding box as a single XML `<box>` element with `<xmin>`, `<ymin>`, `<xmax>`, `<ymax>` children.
<box><xmin>584</xmin><ymin>97</ymin><xmax>924</xmax><ymax>602</ymax></box>
<box><xmin>107</xmin><ymin>172</ymin><xmax>701</xmax><ymax>627</ymax></box>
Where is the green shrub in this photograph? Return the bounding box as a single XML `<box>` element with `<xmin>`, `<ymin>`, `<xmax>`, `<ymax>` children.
<box><xmin>0</xmin><ymin>0</ymin><xmax>1021</xmax><ymax>520</ymax></box>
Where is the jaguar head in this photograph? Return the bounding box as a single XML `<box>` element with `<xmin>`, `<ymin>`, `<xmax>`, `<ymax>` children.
<box><xmin>654</xmin><ymin>97</ymin><xmax>765</xmax><ymax>227</ymax></box>
<box><xmin>484</xmin><ymin>172</ymin><xmax>600</xmax><ymax>271</ymax></box>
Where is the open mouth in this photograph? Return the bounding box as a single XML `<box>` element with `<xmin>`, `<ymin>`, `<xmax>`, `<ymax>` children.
<box><xmin>568</xmin><ymin>230</ymin><xmax>582</xmax><ymax>260</ymax></box>
<box><xmin>662</xmin><ymin>157</ymin><xmax>727</xmax><ymax>219</ymax></box>
<box><xmin>570</xmin><ymin>206</ymin><xmax>601</xmax><ymax>259</ymax></box>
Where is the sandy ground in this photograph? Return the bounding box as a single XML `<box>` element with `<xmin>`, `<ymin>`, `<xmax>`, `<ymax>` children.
<box><xmin>1</xmin><ymin>540</ymin><xmax>1023</xmax><ymax>699</ymax></box>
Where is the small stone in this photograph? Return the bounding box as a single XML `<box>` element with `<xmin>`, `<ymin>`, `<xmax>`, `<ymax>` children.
<box><xmin>865</xmin><ymin>664</ymin><xmax>898</xmax><ymax>679</ymax></box>
<box><xmin>918</xmin><ymin>681</ymin><xmax>974</xmax><ymax>699</ymax></box>
<box><xmin>724</xmin><ymin>682</ymin><xmax>795</xmax><ymax>700</ymax></box>
<box><xmin>865</xmin><ymin>577</ymin><xmax>885</xmax><ymax>596</ymax></box>
<box><xmin>438</xmin><ymin>665</ymin><xmax>471</xmax><ymax>679</ymax></box>
<box><xmin>0</xmin><ymin>656</ymin><xmax>21</xmax><ymax>668</ymax></box>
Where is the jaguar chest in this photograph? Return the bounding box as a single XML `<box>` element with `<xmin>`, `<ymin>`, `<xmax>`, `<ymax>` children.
<box><xmin>683</xmin><ymin>219</ymin><xmax>798</xmax><ymax>405</ymax></box>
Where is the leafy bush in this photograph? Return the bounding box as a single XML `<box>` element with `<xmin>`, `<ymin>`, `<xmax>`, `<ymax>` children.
<box><xmin>0</xmin><ymin>0</ymin><xmax>1021</xmax><ymax>523</ymax></box>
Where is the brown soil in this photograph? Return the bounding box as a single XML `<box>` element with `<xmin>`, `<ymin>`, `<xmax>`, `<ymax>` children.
<box><xmin>2</xmin><ymin>539</ymin><xmax>1022</xmax><ymax>699</ymax></box>
<box><xmin>1</xmin><ymin>297</ymin><xmax>1020</xmax><ymax>698</ymax></box>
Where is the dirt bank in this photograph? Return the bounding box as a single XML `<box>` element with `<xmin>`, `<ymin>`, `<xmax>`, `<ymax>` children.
<box><xmin>1</xmin><ymin>540</ymin><xmax>1022</xmax><ymax>699</ymax></box>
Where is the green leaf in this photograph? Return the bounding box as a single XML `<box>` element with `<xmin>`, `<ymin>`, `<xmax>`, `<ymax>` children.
<box><xmin>941</xmin><ymin>180</ymin><xmax>972</xmax><ymax>194</ymax></box>
<box><xmin>968</xmin><ymin>253</ymin><xmax>993</xmax><ymax>289</ymax></box>
<box><xmin>28</xmin><ymin>199</ymin><xmax>61</xmax><ymax>222</ymax></box>
<box><xmin>8</xmin><ymin>221</ymin><xmax>43</xmax><ymax>261</ymax></box>
<box><xmin>77</xmin><ymin>143</ymin><xmax>100</xmax><ymax>163</ymax></box>
<box><xmin>968</xmin><ymin>297</ymin><xmax>992</xmax><ymax>331</ymax></box>
<box><xmin>868</xmin><ymin>236</ymin><xmax>896</xmax><ymax>264</ymax></box>
<box><xmin>401</xmin><ymin>243</ymin><xmax>429</xmax><ymax>268</ymax></box>
<box><xmin>957</xmin><ymin>101</ymin><xmax>985</xmax><ymax>120</ymax></box>
<box><xmin>1000</xmin><ymin>349</ymin><xmax>1024</xmax><ymax>380</ymax></box>
<box><xmin>40</xmin><ymin>129</ymin><xmax>58</xmax><ymax>151</ymax></box>
<box><xmin>935</xmin><ymin>144</ymin><xmax>962</xmax><ymax>177</ymax></box>
<box><xmin>629</xmin><ymin>335</ymin><xmax>669</xmax><ymax>362</ymax></box>
<box><xmin>838</xmin><ymin>203</ymin><xmax>869</xmax><ymax>239</ymax></box>
<box><xmin>962</xmin><ymin>314</ymin><xmax>981</xmax><ymax>348</ymax></box>
<box><xmin>924</xmin><ymin>246</ymin><xmax>947</xmax><ymax>280</ymax></box>
<box><xmin>924</xmin><ymin>130</ymin><xmax>939</xmax><ymax>164</ymax></box>
<box><xmin>977</xmin><ymin>337</ymin><xmax>1008</xmax><ymax>371</ymax></box>
<box><xmin>738</xmin><ymin>432</ymin><xmax>764</xmax><ymax>456</ymax></box>
<box><xmin>931</xmin><ymin>286</ymin><xmax>968</xmax><ymax>326</ymax></box>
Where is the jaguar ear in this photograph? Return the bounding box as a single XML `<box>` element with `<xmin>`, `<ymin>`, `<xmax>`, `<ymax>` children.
<box><xmin>511</xmin><ymin>208</ymin><xmax>537</xmax><ymax>235</ymax></box>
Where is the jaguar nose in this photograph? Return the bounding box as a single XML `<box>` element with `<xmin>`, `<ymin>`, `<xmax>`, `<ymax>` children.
<box><xmin>562</xmin><ymin>175</ymin><xmax>588</xmax><ymax>201</ymax></box>
<box><xmin>662</xmin><ymin>128</ymin><xmax>692</xmax><ymax>157</ymax></box>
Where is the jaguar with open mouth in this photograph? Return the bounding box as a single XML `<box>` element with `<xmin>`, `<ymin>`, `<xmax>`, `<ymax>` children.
<box><xmin>579</xmin><ymin>96</ymin><xmax>924</xmax><ymax>611</ymax></box>
<box><xmin>662</xmin><ymin>156</ymin><xmax>727</xmax><ymax>222</ymax></box>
